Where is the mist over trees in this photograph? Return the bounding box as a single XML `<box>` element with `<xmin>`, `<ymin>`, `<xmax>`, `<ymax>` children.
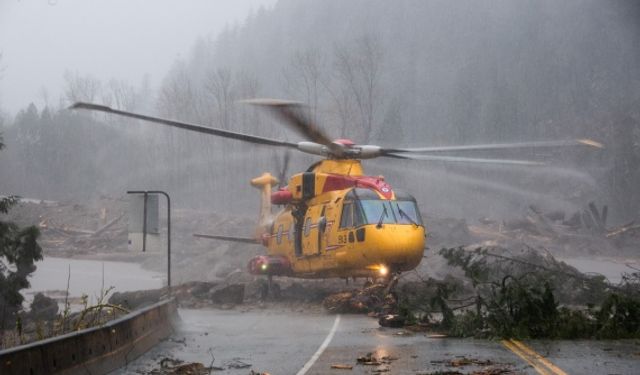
<box><xmin>0</xmin><ymin>0</ymin><xmax>638</xmax><ymax>222</ymax></box>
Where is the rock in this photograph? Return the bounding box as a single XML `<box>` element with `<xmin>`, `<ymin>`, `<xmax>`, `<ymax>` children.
<box><xmin>189</xmin><ymin>281</ymin><xmax>217</xmax><ymax>299</ymax></box>
<box><xmin>29</xmin><ymin>293</ymin><xmax>58</xmax><ymax>320</ymax></box>
<box><xmin>379</xmin><ymin>314</ymin><xmax>406</xmax><ymax>328</ymax></box>
<box><xmin>245</xmin><ymin>279</ymin><xmax>269</xmax><ymax>301</ymax></box>
<box><xmin>109</xmin><ymin>289</ymin><xmax>164</xmax><ymax>310</ymax></box>
<box><xmin>209</xmin><ymin>284</ymin><xmax>245</xmax><ymax>305</ymax></box>
<box><xmin>281</xmin><ymin>282</ymin><xmax>330</xmax><ymax>302</ymax></box>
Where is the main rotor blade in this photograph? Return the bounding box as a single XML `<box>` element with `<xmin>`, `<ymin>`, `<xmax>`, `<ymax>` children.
<box><xmin>382</xmin><ymin>139</ymin><xmax>603</xmax><ymax>154</ymax></box>
<box><xmin>242</xmin><ymin>99</ymin><xmax>337</xmax><ymax>149</ymax></box>
<box><xmin>278</xmin><ymin>149</ymin><xmax>291</xmax><ymax>188</ymax></box>
<box><xmin>384</xmin><ymin>152</ymin><xmax>545</xmax><ymax>166</ymax></box>
<box><xmin>70</xmin><ymin>102</ymin><xmax>298</xmax><ymax>149</ymax></box>
<box><xmin>193</xmin><ymin>233</ymin><xmax>259</xmax><ymax>244</ymax></box>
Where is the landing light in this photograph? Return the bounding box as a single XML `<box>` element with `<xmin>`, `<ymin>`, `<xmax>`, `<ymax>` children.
<box><xmin>261</xmin><ymin>264</ymin><xmax>268</xmax><ymax>271</ymax></box>
<box><xmin>379</xmin><ymin>265</ymin><xmax>388</xmax><ymax>276</ymax></box>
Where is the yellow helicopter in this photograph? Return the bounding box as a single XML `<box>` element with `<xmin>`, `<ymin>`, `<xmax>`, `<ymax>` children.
<box><xmin>71</xmin><ymin>100</ymin><xmax>602</xmax><ymax>284</ymax></box>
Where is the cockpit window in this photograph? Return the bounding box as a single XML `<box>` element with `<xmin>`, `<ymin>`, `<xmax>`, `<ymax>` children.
<box><xmin>393</xmin><ymin>200</ymin><xmax>423</xmax><ymax>225</ymax></box>
<box><xmin>342</xmin><ymin>188</ymin><xmax>423</xmax><ymax>226</ymax></box>
<box><xmin>357</xmin><ymin>200</ymin><xmax>423</xmax><ymax>226</ymax></box>
<box><xmin>359</xmin><ymin>200</ymin><xmax>396</xmax><ymax>225</ymax></box>
<box><xmin>340</xmin><ymin>202</ymin><xmax>353</xmax><ymax>228</ymax></box>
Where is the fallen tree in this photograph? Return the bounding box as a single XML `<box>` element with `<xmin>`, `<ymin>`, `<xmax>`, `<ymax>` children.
<box><xmin>404</xmin><ymin>247</ymin><xmax>640</xmax><ymax>339</ymax></box>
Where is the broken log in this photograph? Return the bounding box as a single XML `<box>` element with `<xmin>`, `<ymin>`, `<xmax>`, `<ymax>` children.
<box><xmin>92</xmin><ymin>212</ymin><xmax>125</xmax><ymax>237</ymax></box>
<box><xmin>606</xmin><ymin>222</ymin><xmax>640</xmax><ymax>238</ymax></box>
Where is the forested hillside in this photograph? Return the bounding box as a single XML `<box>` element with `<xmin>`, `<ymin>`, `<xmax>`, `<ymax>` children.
<box><xmin>1</xmin><ymin>0</ymin><xmax>638</xmax><ymax>221</ymax></box>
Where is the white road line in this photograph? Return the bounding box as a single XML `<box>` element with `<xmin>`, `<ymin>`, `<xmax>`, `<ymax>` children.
<box><xmin>296</xmin><ymin>314</ymin><xmax>341</xmax><ymax>375</ymax></box>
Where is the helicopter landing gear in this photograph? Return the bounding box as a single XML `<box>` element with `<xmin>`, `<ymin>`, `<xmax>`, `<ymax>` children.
<box><xmin>259</xmin><ymin>275</ymin><xmax>281</xmax><ymax>301</ymax></box>
<box><xmin>383</xmin><ymin>273</ymin><xmax>400</xmax><ymax>296</ymax></box>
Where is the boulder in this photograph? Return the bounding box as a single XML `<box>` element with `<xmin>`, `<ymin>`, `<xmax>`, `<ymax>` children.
<box><xmin>209</xmin><ymin>284</ymin><xmax>245</xmax><ymax>305</ymax></box>
<box><xmin>29</xmin><ymin>293</ymin><xmax>58</xmax><ymax>320</ymax></box>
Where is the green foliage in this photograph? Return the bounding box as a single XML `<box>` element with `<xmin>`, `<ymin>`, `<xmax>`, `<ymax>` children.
<box><xmin>0</xmin><ymin>137</ymin><xmax>43</xmax><ymax>328</ymax></box>
<box><xmin>0</xmin><ymin>195</ymin><xmax>17</xmax><ymax>214</ymax></box>
<box><xmin>595</xmin><ymin>293</ymin><xmax>640</xmax><ymax>339</ymax></box>
<box><xmin>482</xmin><ymin>277</ymin><xmax>559</xmax><ymax>338</ymax></box>
<box><xmin>429</xmin><ymin>247</ymin><xmax>640</xmax><ymax>339</ymax></box>
<box><xmin>447</xmin><ymin>310</ymin><xmax>484</xmax><ymax>338</ymax></box>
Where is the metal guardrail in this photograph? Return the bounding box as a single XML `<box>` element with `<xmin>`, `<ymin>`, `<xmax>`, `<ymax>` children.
<box><xmin>0</xmin><ymin>299</ymin><xmax>178</xmax><ymax>375</ymax></box>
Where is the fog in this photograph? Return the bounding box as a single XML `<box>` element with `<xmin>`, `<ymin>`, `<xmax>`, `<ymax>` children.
<box><xmin>1</xmin><ymin>0</ymin><xmax>639</xmax><ymax>224</ymax></box>
<box><xmin>0</xmin><ymin>0</ymin><xmax>277</xmax><ymax>113</ymax></box>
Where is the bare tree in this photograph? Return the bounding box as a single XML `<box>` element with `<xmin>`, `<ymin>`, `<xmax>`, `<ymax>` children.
<box><xmin>156</xmin><ymin>61</ymin><xmax>201</xmax><ymax>121</ymax></box>
<box><xmin>104</xmin><ymin>79</ymin><xmax>137</xmax><ymax>111</ymax></box>
<box><xmin>203</xmin><ymin>67</ymin><xmax>235</xmax><ymax>129</ymax></box>
<box><xmin>235</xmin><ymin>70</ymin><xmax>263</xmax><ymax>133</ymax></box>
<box><xmin>322</xmin><ymin>73</ymin><xmax>356</xmax><ymax>139</ymax></box>
<box><xmin>282</xmin><ymin>47</ymin><xmax>326</xmax><ymax>126</ymax></box>
<box><xmin>333</xmin><ymin>34</ymin><xmax>384</xmax><ymax>142</ymax></box>
<box><xmin>63</xmin><ymin>70</ymin><xmax>102</xmax><ymax>104</ymax></box>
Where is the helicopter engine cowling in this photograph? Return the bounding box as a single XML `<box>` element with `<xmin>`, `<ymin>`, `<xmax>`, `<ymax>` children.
<box><xmin>356</xmin><ymin>145</ymin><xmax>382</xmax><ymax>159</ymax></box>
<box><xmin>248</xmin><ymin>255</ymin><xmax>292</xmax><ymax>276</ymax></box>
<box><xmin>297</xmin><ymin>141</ymin><xmax>327</xmax><ymax>156</ymax></box>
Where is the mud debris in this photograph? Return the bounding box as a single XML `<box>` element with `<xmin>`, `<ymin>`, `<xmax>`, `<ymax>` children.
<box><xmin>331</xmin><ymin>364</ymin><xmax>353</xmax><ymax>370</ymax></box>
<box><xmin>147</xmin><ymin>358</ymin><xmax>212</xmax><ymax>375</ymax></box>
<box><xmin>431</xmin><ymin>357</ymin><xmax>495</xmax><ymax>367</ymax></box>
<box><xmin>379</xmin><ymin>314</ymin><xmax>405</xmax><ymax>327</ymax></box>
<box><xmin>323</xmin><ymin>283</ymin><xmax>395</xmax><ymax>314</ymax></box>
<box><xmin>355</xmin><ymin>352</ymin><xmax>400</xmax><ymax>367</ymax></box>
<box><xmin>357</xmin><ymin>352</ymin><xmax>381</xmax><ymax>366</ymax></box>
<box><xmin>225</xmin><ymin>358</ymin><xmax>252</xmax><ymax>369</ymax></box>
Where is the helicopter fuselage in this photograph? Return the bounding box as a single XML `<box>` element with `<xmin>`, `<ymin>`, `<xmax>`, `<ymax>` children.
<box><xmin>249</xmin><ymin>159</ymin><xmax>426</xmax><ymax>279</ymax></box>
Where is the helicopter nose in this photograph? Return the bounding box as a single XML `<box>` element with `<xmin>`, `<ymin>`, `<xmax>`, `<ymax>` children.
<box><xmin>368</xmin><ymin>224</ymin><xmax>425</xmax><ymax>271</ymax></box>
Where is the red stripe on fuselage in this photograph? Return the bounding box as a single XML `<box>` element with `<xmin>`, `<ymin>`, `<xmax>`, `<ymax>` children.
<box><xmin>322</xmin><ymin>174</ymin><xmax>393</xmax><ymax>199</ymax></box>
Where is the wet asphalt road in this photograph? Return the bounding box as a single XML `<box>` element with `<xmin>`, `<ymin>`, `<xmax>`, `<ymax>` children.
<box><xmin>114</xmin><ymin>308</ymin><xmax>640</xmax><ymax>375</ymax></box>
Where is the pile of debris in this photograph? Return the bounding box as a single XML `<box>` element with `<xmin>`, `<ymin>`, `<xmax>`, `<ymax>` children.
<box><xmin>320</xmin><ymin>245</ymin><xmax>640</xmax><ymax>339</ymax></box>
<box><xmin>145</xmin><ymin>356</ymin><xmax>271</xmax><ymax>375</ymax></box>
<box><xmin>107</xmin><ymin>277</ymin><xmax>338</xmax><ymax>312</ymax></box>
<box><xmin>466</xmin><ymin>203</ymin><xmax>639</xmax><ymax>256</ymax></box>
<box><xmin>108</xmin><ymin>281</ymin><xmax>246</xmax><ymax>310</ymax></box>
<box><xmin>322</xmin><ymin>283</ymin><xmax>391</xmax><ymax>314</ymax></box>
<box><xmin>147</xmin><ymin>358</ymin><xmax>213</xmax><ymax>375</ymax></box>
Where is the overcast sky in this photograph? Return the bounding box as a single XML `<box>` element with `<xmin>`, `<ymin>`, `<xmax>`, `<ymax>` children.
<box><xmin>0</xmin><ymin>0</ymin><xmax>277</xmax><ymax>115</ymax></box>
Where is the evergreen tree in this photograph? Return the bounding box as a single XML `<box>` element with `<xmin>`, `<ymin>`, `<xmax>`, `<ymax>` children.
<box><xmin>0</xmin><ymin>134</ymin><xmax>42</xmax><ymax>328</ymax></box>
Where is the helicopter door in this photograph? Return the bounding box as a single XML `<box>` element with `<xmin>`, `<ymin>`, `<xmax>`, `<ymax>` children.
<box><xmin>301</xmin><ymin>206</ymin><xmax>323</xmax><ymax>256</ymax></box>
<box><xmin>337</xmin><ymin>201</ymin><xmax>356</xmax><ymax>252</ymax></box>
<box><xmin>317</xmin><ymin>206</ymin><xmax>327</xmax><ymax>255</ymax></box>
